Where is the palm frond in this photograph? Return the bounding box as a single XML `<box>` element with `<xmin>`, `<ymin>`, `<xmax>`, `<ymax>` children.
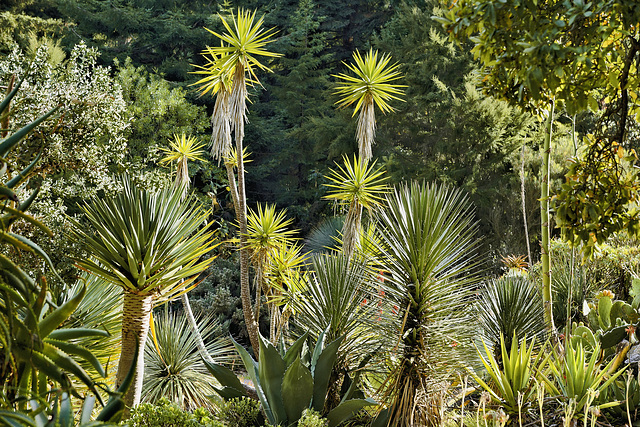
<box><xmin>324</xmin><ymin>155</ymin><xmax>389</xmax><ymax>210</ymax></box>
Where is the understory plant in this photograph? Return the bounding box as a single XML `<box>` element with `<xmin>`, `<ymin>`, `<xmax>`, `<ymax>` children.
<box><xmin>372</xmin><ymin>181</ymin><xmax>481</xmax><ymax>426</ymax></box>
<box><xmin>205</xmin><ymin>331</ymin><xmax>376</xmax><ymax>426</ymax></box>
<box><xmin>143</xmin><ymin>309</ymin><xmax>235</xmax><ymax>410</ymax></box>
<box><xmin>471</xmin><ymin>335</ymin><xmax>541</xmax><ymax>416</ymax></box>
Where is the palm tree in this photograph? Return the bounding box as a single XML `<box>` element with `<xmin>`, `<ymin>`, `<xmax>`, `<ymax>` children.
<box><xmin>333</xmin><ymin>48</ymin><xmax>405</xmax><ymax>161</ymax></box>
<box><xmin>69</xmin><ymin>176</ymin><xmax>216</xmax><ymax>413</ymax></box>
<box><xmin>324</xmin><ymin>155</ymin><xmax>388</xmax><ymax>257</ymax></box>
<box><xmin>372</xmin><ymin>182</ymin><xmax>481</xmax><ymax>426</ymax></box>
<box><xmin>193</xmin><ymin>9</ymin><xmax>281</xmax><ymax>356</ymax></box>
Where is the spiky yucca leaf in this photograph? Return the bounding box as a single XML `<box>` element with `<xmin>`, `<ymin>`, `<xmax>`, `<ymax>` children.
<box><xmin>159</xmin><ymin>134</ymin><xmax>206</xmax><ymax>196</ymax></box>
<box><xmin>143</xmin><ymin>309</ymin><xmax>235</xmax><ymax>410</ymax></box>
<box><xmin>69</xmin><ymin>176</ymin><xmax>216</xmax><ymax>301</ymax></box>
<box><xmin>324</xmin><ymin>156</ymin><xmax>388</xmax><ymax>256</ymax></box>
<box><xmin>373</xmin><ymin>181</ymin><xmax>481</xmax><ymax>427</ymax></box>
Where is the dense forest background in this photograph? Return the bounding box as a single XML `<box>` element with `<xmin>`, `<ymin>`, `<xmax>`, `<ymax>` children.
<box><xmin>0</xmin><ymin>0</ymin><xmax>590</xmax><ymax>313</ymax></box>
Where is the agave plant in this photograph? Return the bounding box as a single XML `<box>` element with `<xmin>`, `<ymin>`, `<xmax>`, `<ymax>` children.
<box><xmin>372</xmin><ymin>181</ymin><xmax>481</xmax><ymax>427</ymax></box>
<box><xmin>333</xmin><ymin>48</ymin><xmax>405</xmax><ymax>161</ymax></box>
<box><xmin>205</xmin><ymin>332</ymin><xmax>376</xmax><ymax>427</ymax></box>
<box><xmin>324</xmin><ymin>155</ymin><xmax>388</xmax><ymax>257</ymax></box>
<box><xmin>143</xmin><ymin>309</ymin><xmax>235</xmax><ymax>411</ymax></box>
<box><xmin>194</xmin><ymin>8</ymin><xmax>281</xmax><ymax>356</ymax></box>
<box><xmin>69</xmin><ymin>176</ymin><xmax>216</xmax><ymax>412</ymax></box>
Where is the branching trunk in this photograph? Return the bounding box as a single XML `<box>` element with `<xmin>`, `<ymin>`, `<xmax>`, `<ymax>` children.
<box><xmin>541</xmin><ymin>102</ymin><xmax>556</xmax><ymax>333</ymax></box>
<box><xmin>117</xmin><ymin>291</ymin><xmax>153</xmax><ymax>417</ymax></box>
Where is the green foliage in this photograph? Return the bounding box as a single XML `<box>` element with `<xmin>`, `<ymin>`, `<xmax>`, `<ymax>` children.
<box><xmin>373</xmin><ymin>181</ymin><xmax>481</xmax><ymax>426</ymax></box>
<box><xmin>143</xmin><ymin>310</ymin><xmax>235</xmax><ymax>411</ymax></box>
<box><xmin>439</xmin><ymin>0</ymin><xmax>640</xmax><ymax>115</ymax></box>
<box><xmin>215</xmin><ymin>397</ymin><xmax>263</xmax><ymax>427</ymax></box>
<box><xmin>298</xmin><ymin>409</ymin><xmax>328</xmax><ymax>427</ymax></box>
<box><xmin>542</xmin><ymin>340</ymin><xmax>626</xmax><ymax>418</ymax></box>
<box><xmin>0</xmin><ymin>41</ymin><xmax>132</xmax><ymax>289</ymax></box>
<box><xmin>477</xmin><ymin>276</ymin><xmax>546</xmax><ymax>355</ymax></box>
<box><xmin>127</xmin><ymin>398</ymin><xmax>221</xmax><ymax>427</ymax></box>
<box><xmin>116</xmin><ymin>60</ymin><xmax>209</xmax><ymax>172</ymax></box>
<box><xmin>205</xmin><ymin>332</ymin><xmax>376</xmax><ymax>427</ymax></box>
<box><xmin>554</xmin><ymin>137</ymin><xmax>640</xmax><ymax>258</ymax></box>
<box><xmin>471</xmin><ymin>335</ymin><xmax>540</xmax><ymax>415</ymax></box>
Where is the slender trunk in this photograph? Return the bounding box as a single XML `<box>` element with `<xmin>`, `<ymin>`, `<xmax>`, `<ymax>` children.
<box><xmin>117</xmin><ymin>291</ymin><xmax>153</xmax><ymax>416</ymax></box>
<box><xmin>357</xmin><ymin>101</ymin><xmax>375</xmax><ymax>161</ymax></box>
<box><xmin>541</xmin><ymin>102</ymin><xmax>555</xmax><ymax>333</ymax></box>
<box><xmin>342</xmin><ymin>202</ymin><xmax>363</xmax><ymax>258</ymax></box>
<box><xmin>230</xmin><ymin>64</ymin><xmax>261</xmax><ymax>357</ymax></box>
<box><xmin>520</xmin><ymin>145</ymin><xmax>532</xmax><ymax>266</ymax></box>
<box><xmin>181</xmin><ymin>293</ymin><xmax>213</xmax><ymax>364</ymax></box>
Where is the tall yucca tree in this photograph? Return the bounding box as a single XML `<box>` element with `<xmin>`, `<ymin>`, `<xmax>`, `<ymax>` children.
<box><xmin>193</xmin><ymin>8</ymin><xmax>281</xmax><ymax>356</ymax></box>
<box><xmin>372</xmin><ymin>182</ymin><xmax>481</xmax><ymax>427</ymax></box>
<box><xmin>245</xmin><ymin>204</ymin><xmax>297</xmax><ymax>342</ymax></box>
<box><xmin>334</xmin><ymin>48</ymin><xmax>405</xmax><ymax>161</ymax></box>
<box><xmin>324</xmin><ymin>155</ymin><xmax>388</xmax><ymax>257</ymax></box>
<box><xmin>69</xmin><ymin>176</ymin><xmax>216</xmax><ymax>413</ymax></box>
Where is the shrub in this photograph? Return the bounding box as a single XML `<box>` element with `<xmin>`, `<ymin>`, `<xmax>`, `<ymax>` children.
<box><xmin>215</xmin><ymin>397</ymin><xmax>263</xmax><ymax>427</ymax></box>
<box><xmin>126</xmin><ymin>398</ymin><xmax>222</xmax><ymax>427</ymax></box>
<box><xmin>298</xmin><ymin>409</ymin><xmax>329</xmax><ymax>427</ymax></box>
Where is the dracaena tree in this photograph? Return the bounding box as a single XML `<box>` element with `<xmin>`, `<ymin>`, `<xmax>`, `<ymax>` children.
<box><xmin>192</xmin><ymin>9</ymin><xmax>281</xmax><ymax>356</ymax></box>
<box><xmin>334</xmin><ymin>48</ymin><xmax>405</xmax><ymax>162</ymax></box>
<box><xmin>69</xmin><ymin>176</ymin><xmax>216</xmax><ymax>413</ymax></box>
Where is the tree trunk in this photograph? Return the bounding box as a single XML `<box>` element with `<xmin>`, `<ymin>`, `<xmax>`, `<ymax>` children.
<box><xmin>541</xmin><ymin>102</ymin><xmax>556</xmax><ymax>333</ymax></box>
<box><xmin>520</xmin><ymin>145</ymin><xmax>532</xmax><ymax>266</ymax></box>
<box><xmin>181</xmin><ymin>293</ymin><xmax>213</xmax><ymax>364</ymax></box>
<box><xmin>117</xmin><ymin>291</ymin><xmax>153</xmax><ymax>417</ymax></box>
<box><xmin>231</xmin><ymin>64</ymin><xmax>261</xmax><ymax>358</ymax></box>
<box><xmin>342</xmin><ymin>202</ymin><xmax>363</xmax><ymax>258</ymax></box>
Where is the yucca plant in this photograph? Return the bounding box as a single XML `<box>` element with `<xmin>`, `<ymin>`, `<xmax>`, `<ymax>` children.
<box><xmin>194</xmin><ymin>8</ymin><xmax>281</xmax><ymax>356</ymax></box>
<box><xmin>372</xmin><ymin>181</ymin><xmax>481</xmax><ymax>427</ymax></box>
<box><xmin>69</xmin><ymin>176</ymin><xmax>216</xmax><ymax>412</ymax></box>
<box><xmin>477</xmin><ymin>276</ymin><xmax>546</xmax><ymax>357</ymax></box>
<box><xmin>245</xmin><ymin>203</ymin><xmax>297</xmax><ymax>342</ymax></box>
<box><xmin>288</xmin><ymin>253</ymin><xmax>381</xmax><ymax>411</ymax></box>
<box><xmin>304</xmin><ymin>216</ymin><xmax>344</xmax><ymax>254</ymax></box>
<box><xmin>324</xmin><ymin>155</ymin><xmax>388</xmax><ymax>257</ymax></box>
<box><xmin>333</xmin><ymin>48</ymin><xmax>405</xmax><ymax>161</ymax></box>
<box><xmin>265</xmin><ymin>242</ymin><xmax>308</xmax><ymax>342</ymax></box>
<box><xmin>143</xmin><ymin>309</ymin><xmax>235</xmax><ymax>411</ymax></box>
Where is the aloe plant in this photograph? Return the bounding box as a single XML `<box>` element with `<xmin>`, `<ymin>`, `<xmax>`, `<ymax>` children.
<box><xmin>205</xmin><ymin>331</ymin><xmax>376</xmax><ymax>426</ymax></box>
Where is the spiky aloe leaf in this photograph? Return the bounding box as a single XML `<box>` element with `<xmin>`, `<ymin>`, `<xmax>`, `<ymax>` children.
<box><xmin>0</xmin><ymin>107</ymin><xmax>58</xmax><ymax>158</ymax></box>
